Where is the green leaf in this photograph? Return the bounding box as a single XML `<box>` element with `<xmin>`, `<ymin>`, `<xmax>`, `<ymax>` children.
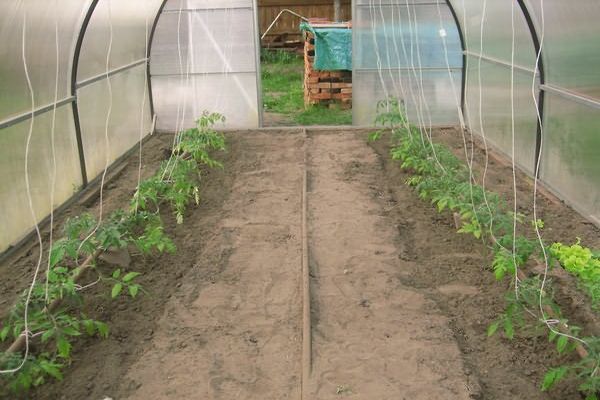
<box><xmin>57</xmin><ymin>336</ymin><xmax>72</xmax><ymax>359</ymax></box>
<box><xmin>122</xmin><ymin>272</ymin><xmax>141</xmax><ymax>283</ymax></box>
<box><xmin>40</xmin><ymin>361</ymin><xmax>64</xmax><ymax>381</ymax></box>
<box><xmin>41</xmin><ymin>328</ymin><xmax>55</xmax><ymax>343</ymax></box>
<box><xmin>96</xmin><ymin>321</ymin><xmax>109</xmax><ymax>339</ymax></box>
<box><xmin>111</xmin><ymin>283</ymin><xmax>123</xmax><ymax>298</ymax></box>
<box><xmin>487</xmin><ymin>321</ymin><xmax>500</xmax><ymax>337</ymax></box>
<box><xmin>82</xmin><ymin>319</ymin><xmax>95</xmax><ymax>336</ymax></box>
<box><xmin>556</xmin><ymin>335</ymin><xmax>569</xmax><ymax>353</ymax></box>
<box><xmin>128</xmin><ymin>284</ymin><xmax>140</xmax><ymax>298</ymax></box>
<box><xmin>585</xmin><ymin>395</ymin><xmax>599</xmax><ymax>400</ymax></box>
<box><xmin>0</xmin><ymin>325</ymin><xmax>9</xmax><ymax>341</ymax></box>
<box><xmin>494</xmin><ymin>267</ymin><xmax>506</xmax><ymax>281</ymax></box>
<box><xmin>112</xmin><ymin>269</ymin><xmax>121</xmax><ymax>279</ymax></box>
<box><xmin>541</xmin><ymin>367</ymin><xmax>567</xmax><ymax>391</ymax></box>
<box><xmin>62</xmin><ymin>326</ymin><xmax>81</xmax><ymax>337</ymax></box>
<box><xmin>49</xmin><ymin>245</ymin><xmax>66</xmax><ymax>268</ymax></box>
<box><xmin>503</xmin><ymin>318</ymin><xmax>514</xmax><ymax>340</ymax></box>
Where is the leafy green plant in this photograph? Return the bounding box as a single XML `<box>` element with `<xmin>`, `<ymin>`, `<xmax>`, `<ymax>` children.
<box><xmin>371</xmin><ymin>98</ymin><xmax>600</xmax><ymax>398</ymax></box>
<box><xmin>133</xmin><ymin>112</ymin><xmax>226</xmax><ymax>224</ymax></box>
<box><xmin>551</xmin><ymin>240</ymin><xmax>600</xmax><ymax>307</ymax></box>
<box><xmin>1</xmin><ymin>111</ymin><xmax>227</xmax><ymax>395</ymax></box>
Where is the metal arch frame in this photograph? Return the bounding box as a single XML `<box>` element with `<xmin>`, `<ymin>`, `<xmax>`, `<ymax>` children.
<box><xmin>516</xmin><ymin>0</ymin><xmax>546</xmax><ymax>177</ymax></box>
<box><xmin>253</xmin><ymin>0</ymin><xmax>264</xmax><ymax>128</ymax></box>
<box><xmin>71</xmin><ymin>0</ymin><xmax>169</xmax><ymax>188</ymax></box>
<box><xmin>71</xmin><ymin>0</ymin><xmax>100</xmax><ymax>188</ymax></box>
<box><xmin>445</xmin><ymin>0</ymin><xmax>546</xmax><ymax>176</ymax></box>
<box><xmin>147</xmin><ymin>0</ymin><xmax>169</xmax><ymax>119</ymax></box>
<box><xmin>443</xmin><ymin>0</ymin><xmax>467</xmax><ymax>119</ymax></box>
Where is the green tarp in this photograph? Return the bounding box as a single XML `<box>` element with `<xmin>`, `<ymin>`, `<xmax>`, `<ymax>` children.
<box><xmin>300</xmin><ymin>22</ymin><xmax>352</xmax><ymax>71</ymax></box>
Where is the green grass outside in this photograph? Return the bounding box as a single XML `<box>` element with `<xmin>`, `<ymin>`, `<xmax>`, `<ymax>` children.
<box><xmin>261</xmin><ymin>49</ymin><xmax>352</xmax><ymax>126</ymax></box>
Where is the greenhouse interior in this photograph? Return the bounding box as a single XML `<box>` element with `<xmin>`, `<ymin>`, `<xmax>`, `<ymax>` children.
<box><xmin>1</xmin><ymin>0</ymin><xmax>599</xmax><ymax>398</ymax></box>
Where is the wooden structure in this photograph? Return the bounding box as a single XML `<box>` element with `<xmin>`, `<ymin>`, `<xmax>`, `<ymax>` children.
<box><xmin>259</xmin><ymin>0</ymin><xmax>351</xmax><ymax>48</ymax></box>
<box><xmin>303</xmin><ymin>21</ymin><xmax>352</xmax><ymax>107</ymax></box>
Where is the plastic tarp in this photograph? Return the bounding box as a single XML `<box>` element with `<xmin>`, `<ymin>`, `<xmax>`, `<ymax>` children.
<box><xmin>300</xmin><ymin>22</ymin><xmax>352</xmax><ymax>71</ymax></box>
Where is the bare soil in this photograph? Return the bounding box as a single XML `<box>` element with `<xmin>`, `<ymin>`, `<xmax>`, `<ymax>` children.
<box><xmin>1</xmin><ymin>128</ymin><xmax>598</xmax><ymax>399</ymax></box>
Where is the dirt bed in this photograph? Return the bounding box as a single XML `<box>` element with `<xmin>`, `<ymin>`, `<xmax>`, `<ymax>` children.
<box><xmin>0</xmin><ymin>128</ymin><xmax>598</xmax><ymax>399</ymax></box>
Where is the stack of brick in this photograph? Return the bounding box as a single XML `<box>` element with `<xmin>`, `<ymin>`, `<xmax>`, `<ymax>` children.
<box><xmin>303</xmin><ymin>30</ymin><xmax>352</xmax><ymax>108</ymax></box>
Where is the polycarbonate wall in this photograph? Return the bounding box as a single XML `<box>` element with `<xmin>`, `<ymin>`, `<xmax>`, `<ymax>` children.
<box><xmin>76</xmin><ymin>0</ymin><xmax>162</xmax><ymax>180</ymax></box>
<box><xmin>451</xmin><ymin>0</ymin><xmax>600</xmax><ymax>223</ymax></box>
<box><xmin>151</xmin><ymin>0</ymin><xmax>262</xmax><ymax>131</ymax></box>
<box><xmin>452</xmin><ymin>0</ymin><xmax>539</xmax><ymax>175</ymax></box>
<box><xmin>353</xmin><ymin>0</ymin><xmax>462</xmax><ymax>126</ymax></box>
<box><xmin>527</xmin><ymin>0</ymin><xmax>600</xmax><ymax>225</ymax></box>
<box><xmin>0</xmin><ymin>1</ymin><xmax>91</xmax><ymax>253</ymax></box>
<box><xmin>0</xmin><ymin>0</ymin><xmax>164</xmax><ymax>253</ymax></box>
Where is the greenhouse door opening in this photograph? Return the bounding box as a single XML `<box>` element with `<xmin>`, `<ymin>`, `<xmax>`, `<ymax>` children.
<box><xmin>259</xmin><ymin>0</ymin><xmax>353</xmax><ymax>127</ymax></box>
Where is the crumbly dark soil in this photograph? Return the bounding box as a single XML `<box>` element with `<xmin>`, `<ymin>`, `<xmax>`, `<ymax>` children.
<box><xmin>0</xmin><ymin>128</ymin><xmax>598</xmax><ymax>400</ymax></box>
<box><xmin>0</xmin><ymin>132</ymin><xmax>237</xmax><ymax>399</ymax></box>
<box><xmin>370</xmin><ymin>128</ymin><xmax>600</xmax><ymax>400</ymax></box>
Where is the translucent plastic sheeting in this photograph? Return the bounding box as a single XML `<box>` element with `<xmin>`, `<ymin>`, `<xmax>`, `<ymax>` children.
<box><xmin>353</xmin><ymin>0</ymin><xmax>461</xmax><ymax>126</ymax></box>
<box><xmin>526</xmin><ymin>0</ymin><xmax>600</xmax><ymax>99</ymax></box>
<box><xmin>77</xmin><ymin>0</ymin><xmax>163</xmax><ymax>82</ymax></box>
<box><xmin>151</xmin><ymin>8</ymin><xmax>257</xmax><ymax>75</ymax></box>
<box><xmin>78</xmin><ymin>64</ymin><xmax>152</xmax><ymax>180</ymax></box>
<box><xmin>0</xmin><ymin>0</ymin><xmax>91</xmax><ymax>121</ymax></box>
<box><xmin>165</xmin><ymin>0</ymin><xmax>252</xmax><ymax>10</ymax></box>
<box><xmin>463</xmin><ymin>55</ymin><xmax>538</xmax><ymax>175</ymax></box>
<box><xmin>540</xmin><ymin>93</ymin><xmax>600</xmax><ymax>225</ymax></box>
<box><xmin>0</xmin><ymin>106</ymin><xmax>83</xmax><ymax>252</ymax></box>
<box><xmin>354</xmin><ymin>69</ymin><xmax>461</xmax><ymax>127</ymax></box>
<box><xmin>151</xmin><ymin>0</ymin><xmax>261</xmax><ymax>131</ymax></box>
<box><xmin>153</xmin><ymin>73</ymin><xmax>259</xmax><ymax>129</ymax></box>
<box><xmin>450</xmin><ymin>0</ymin><xmax>536</xmax><ymax>68</ymax></box>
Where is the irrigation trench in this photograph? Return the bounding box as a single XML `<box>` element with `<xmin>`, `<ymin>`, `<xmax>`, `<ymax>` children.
<box><xmin>121</xmin><ymin>129</ymin><xmax>474</xmax><ymax>399</ymax></box>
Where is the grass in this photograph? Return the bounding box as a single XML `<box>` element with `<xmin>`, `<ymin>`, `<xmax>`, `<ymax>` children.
<box><xmin>261</xmin><ymin>49</ymin><xmax>352</xmax><ymax>126</ymax></box>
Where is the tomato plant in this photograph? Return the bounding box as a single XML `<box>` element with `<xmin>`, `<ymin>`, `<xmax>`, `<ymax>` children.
<box><xmin>0</xmin><ymin>111</ymin><xmax>226</xmax><ymax>395</ymax></box>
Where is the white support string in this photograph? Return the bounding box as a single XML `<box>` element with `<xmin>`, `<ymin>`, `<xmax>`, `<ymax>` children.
<box><xmin>435</xmin><ymin>1</ymin><xmax>481</xmax><ymax>236</ymax></box>
<box><xmin>510</xmin><ymin>0</ymin><xmax>520</xmax><ymax>297</ymax></box>
<box><xmin>45</xmin><ymin>0</ymin><xmax>61</xmax><ymax>303</ymax></box>
<box><xmin>403</xmin><ymin>0</ymin><xmax>446</xmax><ymax>172</ymax></box>
<box><xmin>378</xmin><ymin>0</ymin><xmax>401</xmax><ymax>102</ymax></box>
<box><xmin>1</xmin><ymin>9</ymin><xmax>43</xmax><ymax>375</ymax></box>
<box><xmin>391</xmin><ymin>1</ymin><xmax>422</xmax><ymax>137</ymax></box>
<box><xmin>388</xmin><ymin>0</ymin><xmax>412</xmax><ymax>133</ymax></box>
<box><xmin>368</xmin><ymin>0</ymin><xmax>390</xmax><ymax>109</ymax></box>
<box><xmin>528</xmin><ymin>0</ymin><xmax>586</xmax><ymax>347</ymax></box>
<box><xmin>135</xmin><ymin>11</ymin><xmax>150</xmax><ymax>214</ymax></box>
<box><xmin>475</xmin><ymin>0</ymin><xmax>502</xmax><ymax>245</ymax></box>
<box><xmin>76</xmin><ymin>0</ymin><xmax>114</xmax><ymax>260</ymax></box>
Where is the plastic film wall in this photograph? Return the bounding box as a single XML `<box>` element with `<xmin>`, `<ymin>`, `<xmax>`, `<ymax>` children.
<box><xmin>151</xmin><ymin>0</ymin><xmax>262</xmax><ymax>131</ymax></box>
<box><xmin>353</xmin><ymin>0</ymin><xmax>462</xmax><ymax>127</ymax></box>
<box><xmin>527</xmin><ymin>0</ymin><xmax>600</xmax><ymax>225</ymax></box>
<box><xmin>451</xmin><ymin>0</ymin><xmax>539</xmax><ymax>175</ymax></box>
<box><xmin>449</xmin><ymin>0</ymin><xmax>600</xmax><ymax>224</ymax></box>
<box><xmin>0</xmin><ymin>1</ymin><xmax>90</xmax><ymax>253</ymax></box>
<box><xmin>75</xmin><ymin>0</ymin><xmax>162</xmax><ymax>180</ymax></box>
<box><xmin>0</xmin><ymin>0</ymin><xmax>164</xmax><ymax>254</ymax></box>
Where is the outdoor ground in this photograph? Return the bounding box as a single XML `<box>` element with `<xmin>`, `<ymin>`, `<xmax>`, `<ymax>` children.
<box><xmin>261</xmin><ymin>50</ymin><xmax>353</xmax><ymax>127</ymax></box>
<box><xmin>1</xmin><ymin>128</ymin><xmax>599</xmax><ymax>399</ymax></box>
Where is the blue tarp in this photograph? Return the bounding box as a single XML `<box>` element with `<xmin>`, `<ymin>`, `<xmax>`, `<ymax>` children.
<box><xmin>300</xmin><ymin>22</ymin><xmax>352</xmax><ymax>71</ymax></box>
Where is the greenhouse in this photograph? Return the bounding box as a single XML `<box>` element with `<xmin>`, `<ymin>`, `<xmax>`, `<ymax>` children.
<box><xmin>0</xmin><ymin>0</ymin><xmax>599</xmax><ymax>398</ymax></box>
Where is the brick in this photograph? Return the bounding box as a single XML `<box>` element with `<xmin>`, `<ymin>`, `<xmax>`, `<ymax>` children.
<box><xmin>341</xmin><ymin>88</ymin><xmax>353</xmax><ymax>94</ymax></box>
<box><xmin>311</xmin><ymin>92</ymin><xmax>332</xmax><ymax>100</ymax></box>
<box><xmin>317</xmin><ymin>82</ymin><xmax>331</xmax><ymax>89</ymax></box>
<box><xmin>331</xmin><ymin>82</ymin><xmax>351</xmax><ymax>89</ymax></box>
